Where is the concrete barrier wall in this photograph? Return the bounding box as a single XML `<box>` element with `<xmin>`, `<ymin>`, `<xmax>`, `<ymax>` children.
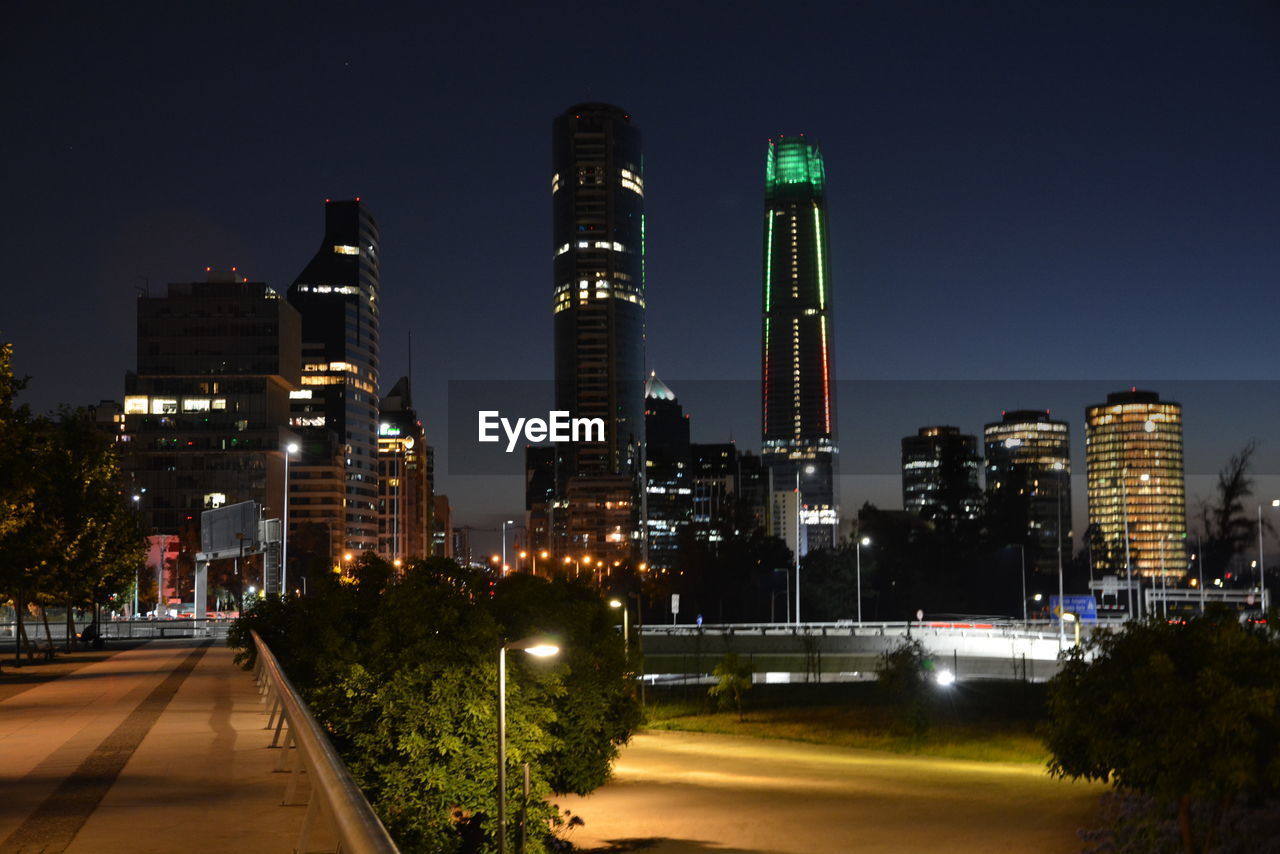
<box><xmin>639</xmin><ymin>625</ymin><xmax>1073</xmax><ymax>683</ymax></box>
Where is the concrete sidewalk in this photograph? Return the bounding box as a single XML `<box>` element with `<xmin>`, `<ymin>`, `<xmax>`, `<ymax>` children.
<box><xmin>0</xmin><ymin>639</ymin><xmax>327</xmax><ymax>853</ymax></box>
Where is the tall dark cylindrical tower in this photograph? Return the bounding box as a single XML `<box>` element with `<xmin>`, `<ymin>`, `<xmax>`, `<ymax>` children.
<box><xmin>552</xmin><ymin>103</ymin><xmax>646</xmax><ymax>479</ymax></box>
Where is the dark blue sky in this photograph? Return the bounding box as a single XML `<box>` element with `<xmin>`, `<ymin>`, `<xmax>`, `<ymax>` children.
<box><xmin>3</xmin><ymin>1</ymin><xmax>1278</xmax><ymax>535</ymax></box>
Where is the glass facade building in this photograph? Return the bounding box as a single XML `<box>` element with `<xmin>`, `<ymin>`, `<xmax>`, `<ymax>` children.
<box><xmin>900</xmin><ymin>426</ymin><xmax>982</xmax><ymax>526</ymax></box>
<box><xmin>761</xmin><ymin>136</ymin><xmax>838</xmax><ymax>552</ymax></box>
<box><xmin>377</xmin><ymin>376</ymin><xmax>432</xmax><ymax>563</ymax></box>
<box><xmin>984</xmin><ymin>410</ymin><xmax>1072</xmax><ymax>575</ymax></box>
<box><xmin>551</xmin><ymin>103</ymin><xmax>646</xmax><ymax>559</ymax></box>
<box><xmin>643</xmin><ymin>373</ymin><xmax>692</xmax><ymax>571</ymax></box>
<box><xmin>552</xmin><ymin>103</ymin><xmax>646</xmax><ymax>480</ymax></box>
<box><xmin>122</xmin><ymin>271</ymin><xmax>300</xmax><ymax>536</ymax></box>
<box><xmin>286</xmin><ymin>199</ymin><xmax>381</xmax><ymax>555</ymax></box>
<box><xmin>1086</xmin><ymin>389</ymin><xmax>1188</xmax><ymax>580</ymax></box>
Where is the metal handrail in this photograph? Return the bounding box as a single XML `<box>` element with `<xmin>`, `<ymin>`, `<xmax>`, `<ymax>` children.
<box><xmin>250</xmin><ymin>630</ymin><xmax>400</xmax><ymax>854</ymax></box>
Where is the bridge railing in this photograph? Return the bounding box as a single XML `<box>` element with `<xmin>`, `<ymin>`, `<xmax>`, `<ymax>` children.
<box><xmin>638</xmin><ymin>619</ymin><xmax>1118</xmax><ymax>640</ymax></box>
<box><xmin>250</xmin><ymin>629</ymin><xmax>400</xmax><ymax>854</ymax></box>
<box><xmin>0</xmin><ymin>618</ymin><xmax>235</xmax><ymax>642</ymax></box>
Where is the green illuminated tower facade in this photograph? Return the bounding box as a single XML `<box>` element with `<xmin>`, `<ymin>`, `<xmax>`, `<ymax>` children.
<box><xmin>761</xmin><ymin>136</ymin><xmax>838</xmax><ymax>554</ymax></box>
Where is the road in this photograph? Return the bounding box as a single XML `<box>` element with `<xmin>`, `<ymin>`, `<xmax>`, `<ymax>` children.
<box><xmin>557</xmin><ymin>730</ymin><xmax>1102</xmax><ymax>853</ymax></box>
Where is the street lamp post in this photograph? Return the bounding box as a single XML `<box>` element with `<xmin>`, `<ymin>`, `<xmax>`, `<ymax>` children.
<box><xmin>794</xmin><ymin>464</ymin><xmax>815</xmax><ymax>626</ymax></box>
<box><xmin>1012</xmin><ymin>543</ymin><xmax>1027</xmax><ymax>623</ymax></box>
<box><xmin>1259</xmin><ymin>499</ymin><xmax>1278</xmax><ymax>611</ymax></box>
<box><xmin>856</xmin><ymin>536</ymin><xmax>870</xmax><ymax>623</ymax></box>
<box><xmin>609</xmin><ymin>598</ymin><xmax>629</xmax><ymax>653</ymax></box>
<box><xmin>498</xmin><ymin>637</ymin><xmax>560</xmax><ymax>854</ymax></box>
<box><xmin>131</xmin><ymin>493</ymin><xmax>142</xmax><ymax>617</ymax></box>
<box><xmin>283</xmin><ymin>442</ymin><xmax>298</xmax><ymax>598</ymax></box>
<box><xmin>501</xmin><ymin>519</ymin><xmax>514</xmax><ymax>577</ymax></box>
<box><xmin>1054</xmin><ymin>462</ymin><xmax>1066</xmax><ymax>650</ymax></box>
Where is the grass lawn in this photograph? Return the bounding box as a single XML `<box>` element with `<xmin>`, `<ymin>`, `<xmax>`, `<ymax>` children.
<box><xmin>641</xmin><ymin>679</ymin><xmax>1051</xmax><ymax>764</ymax></box>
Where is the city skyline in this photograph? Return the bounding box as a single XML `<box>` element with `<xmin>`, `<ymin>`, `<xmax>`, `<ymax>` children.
<box><xmin>4</xmin><ymin>4</ymin><xmax>1279</xmax><ymax>541</ymax></box>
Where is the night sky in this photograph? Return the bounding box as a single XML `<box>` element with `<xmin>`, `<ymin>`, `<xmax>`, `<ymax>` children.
<box><xmin>4</xmin><ymin>2</ymin><xmax>1278</xmax><ymax>542</ymax></box>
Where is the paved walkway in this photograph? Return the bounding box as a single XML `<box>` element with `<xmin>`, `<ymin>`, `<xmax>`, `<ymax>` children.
<box><xmin>558</xmin><ymin>730</ymin><xmax>1103</xmax><ymax>854</ymax></box>
<box><xmin>0</xmin><ymin>639</ymin><xmax>327</xmax><ymax>853</ymax></box>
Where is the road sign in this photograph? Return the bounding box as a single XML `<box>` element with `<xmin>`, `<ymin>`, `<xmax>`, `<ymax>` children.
<box><xmin>1050</xmin><ymin>594</ymin><xmax>1098</xmax><ymax>623</ymax></box>
<box><xmin>671</xmin><ymin>593</ymin><xmax>680</xmax><ymax>617</ymax></box>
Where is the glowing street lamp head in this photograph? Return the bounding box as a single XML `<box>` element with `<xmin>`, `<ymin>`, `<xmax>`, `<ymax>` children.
<box><xmin>343</xmin><ymin>552</ymin><xmax>353</xmax><ymax>562</ymax></box>
<box><xmin>540</xmin><ymin>550</ymin><xmax>549</xmax><ymax>558</ymax></box>
<box><xmin>505</xmin><ymin>635</ymin><xmax>562</xmax><ymax>658</ymax></box>
<box><xmin>860</xmin><ymin>536</ymin><xmax>871</xmax><ymax>546</ymax></box>
<box><xmin>490</xmin><ymin>554</ymin><xmax>501</xmax><ymax>564</ymax></box>
<box><xmin>523</xmin><ymin>644</ymin><xmax>559</xmax><ymax>658</ymax></box>
<box><xmin>609</xmin><ymin>598</ymin><xmax>623</xmax><ymax>609</ymax></box>
<box><xmin>519</xmin><ymin>550</ymin><xmax>528</xmax><ymax>559</ymax></box>
<box><xmin>286</xmin><ymin>442</ymin><xmax>300</xmax><ymax>454</ymax></box>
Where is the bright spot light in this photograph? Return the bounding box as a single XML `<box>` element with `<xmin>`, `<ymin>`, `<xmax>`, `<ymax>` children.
<box><xmin>936</xmin><ymin>669</ymin><xmax>955</xmax><ymax>687</ymax></box>
<box><xmin>286</xmin><ymin>442</ymin><xmax>299</xmax><ymax>454</ymax></box>
<box><xmin>1144</xmin><ymin>420</ymin><xmax>1156</xmax><ymax>433</ymax></box>
<box><xmin>860</xmin><ymin>536</ymin><xmax>871</xmax><ymax>546</ymax></box>
<box><xmin>609</xmin><ymin>598</ymin><xmax>622</xmax><ymax>608</ymax></box>
<box><xmin>524</xmin><ymin>644</ymin><xmax>559</xmax><ymax>658</ymax></box>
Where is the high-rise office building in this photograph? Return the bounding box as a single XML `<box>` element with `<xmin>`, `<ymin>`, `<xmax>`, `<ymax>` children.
<box><xmin>122</xmin><ymin>270</ymin><xmax>300</xmax><ymax>536</ymax></box>
<box><xmin>377</xmin><ymin>377</ymin><xmax>432</xmax><ymax>563</ymax></box>
<box><xmin>691</xmin><ymin>443</ymin><xmax>769</xmax><ymax>545</ymax></box>
<box><xmin>761</xmin><ymin>136</ymin><xmax>839</xmax><ymax>553</ymax></box>
<box><xmin>643</xmin><ymin>373</ymin><xmax>692</xmax><ymax>570</ymax></box>
<box><xmin>550</xmin><ymin>103</ymin><xmax>646</xmax><ymax>559</ymax></box>
<box><xmin>287</xmin><ymin>199</ymin><xmax>381</xmax><ymax>555</ymax></box>
<box><xmin>900</xmin><ymin>426</ymin><xmax>982</xmax><ymax>526</ymax></box>
<box><xmin>1086</xmin><ymin>389</ymin><xmax>1187</xmax><ymax>581</ymax></box>
<box><xmin>984</xmin><ymin>410</ymin><xmax>1072</xmax><ymax>574</ymax></box>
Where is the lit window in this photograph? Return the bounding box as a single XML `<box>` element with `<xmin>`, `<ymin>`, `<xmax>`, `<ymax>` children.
<box><xmin>333</xmin><ymin>245</ymin><xmax>360</xmax><ymax>255</ymax></box>
<box><xmin>150</xmin><ymin>398</ymin><xmax>178</xmax><ymax>415</ymax></box>
<box><xmin>289</xmin><ymin>390</ymin><xmax>313</xmax><ymax>400</ymax></box>
<box><xmin>182</xmin><ymin>398</ymin><xmax>211</xmax><ymax>412</ymax></box>
<box><xmin>124</xmin><ymin>396</ymin><xmax>148</xmax><ymax>415</ymax></box>
<box><xmin>211</xmin><ymin>399</ymin><xmax>227</xmax><ymax>410</ymax></box>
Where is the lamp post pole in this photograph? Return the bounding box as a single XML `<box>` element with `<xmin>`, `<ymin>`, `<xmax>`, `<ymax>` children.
<box><xmin>498</xmin><ymin>638</ymin><xmax>559</xmax><ymax>854</ymax></box>
<box><xmin>501</xmin><ymin>520</ymin><xmax>513</xmax><ymax>576</ymax></box>
<box><xmin>1055</xmin><ymin>462</ymin><xmax>1066</xmax><ymax>650</ymax></box>
<box><xmin>794</xmin><ymin>468</ymin><xmax>801</xmax><ymax>627</ymax></box>
<box><xmin>1121</xmin><ymin>470</ymin><xmax>1135</xmax><ymax>620</ymax></box>
<box><xmin>1014</xmin><ymin>543</ymin><xmax>1027</xmax><ymax>623</ymax></box>
<box><xmin>283</xmin><ymin>442</ymin><xmax>298</xmax><ymax>597</ymax></box>
<box><xmin>856</xmin><ymin>536</ymin><xmax>870</xmax><ymax>623</ymax></box>
<box><xmin>793</xmin><ymin>464</ymin><xmax>815</xmax><ymax>626</ymax></box>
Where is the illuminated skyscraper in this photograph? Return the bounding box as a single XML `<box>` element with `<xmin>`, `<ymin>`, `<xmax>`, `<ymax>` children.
<box><xmin>985</xmin><ymin>410</ymin><xmax>1072</xmax><ymax>575</ymax></box>
<box><xmin>1086</xmin><ymin>389</ymin><xmax>1187</xmax><ymax>581</ymax></box>
<box><xmin>901</xmin><ymin>426</ymin><xmax>982</xmax><ymax>527</ymax></box>
<box><xmin>761</xmin><ymin>136</ymin><xmax>838</xmax><ymax>552</ymax></box>
<box><xmin>550</xmin><ymin>103</ymin><xmax>646</xmax><ymax>557</ymax></box>
<box><xmin>287</xmin><ymin>199</ymin><xmax>381</xmax><ymax>555</ymax></box>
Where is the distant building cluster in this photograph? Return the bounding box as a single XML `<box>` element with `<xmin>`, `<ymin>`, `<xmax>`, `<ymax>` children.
<box><xmin>898</xmin><ymin>389</ymin><xmax>1188</xmax><ymax>588</ymax></box>
<box><xmin>113</xmin><ymin>200</ymin><xmax>452</xmax><ymax>596</ymax></box>
<box><xmin>100</xmin><ymin>99</ymin><xmax>1193</xmax><ymax>608</ymax></box>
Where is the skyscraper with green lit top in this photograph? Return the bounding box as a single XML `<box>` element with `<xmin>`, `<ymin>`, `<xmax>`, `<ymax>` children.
<box><xmin>761</xmin><ymin>136</ymin><xmax>839</xmax><ymax>554</ymax></box>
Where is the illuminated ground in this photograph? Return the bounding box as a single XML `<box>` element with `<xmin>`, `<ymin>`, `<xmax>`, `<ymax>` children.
<box><xmin>557</xmin><ymin>730</ymin><xmax>1102</xmax><ymax>854</ymax></box>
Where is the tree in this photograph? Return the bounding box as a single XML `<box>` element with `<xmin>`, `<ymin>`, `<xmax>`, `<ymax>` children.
<box><xmin>33</xmin><ymin>408</ymin><xmax>144</xmax><ymax>647</ymax></box>
<box><xmin>0</xmin><ymin>343</ymin><xmax>37</xmax><ymax>664</ymax></box>
<box><xmin>1045</xmin><ymin>612</ymin><xmax>1280</xmax><ymax>853</ymax></box>
<box><xmin>875</xmin><ymin>638</ymin><xmax>930</xmax><ymax>737</ymax></box>
<box><xmin>708</xmin><ymin>652</ymin><xmax>753</xmax><ymax>720</ymax></box>
<box><xmin>230</xmin><ymin>555</ymin><xmax>640</xmax><ymax>853</ymax></box>
<box><xmin>1199</xmin><ymin>441</ymin><xmax>1267</xmax><ymax>583</ymax></box>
